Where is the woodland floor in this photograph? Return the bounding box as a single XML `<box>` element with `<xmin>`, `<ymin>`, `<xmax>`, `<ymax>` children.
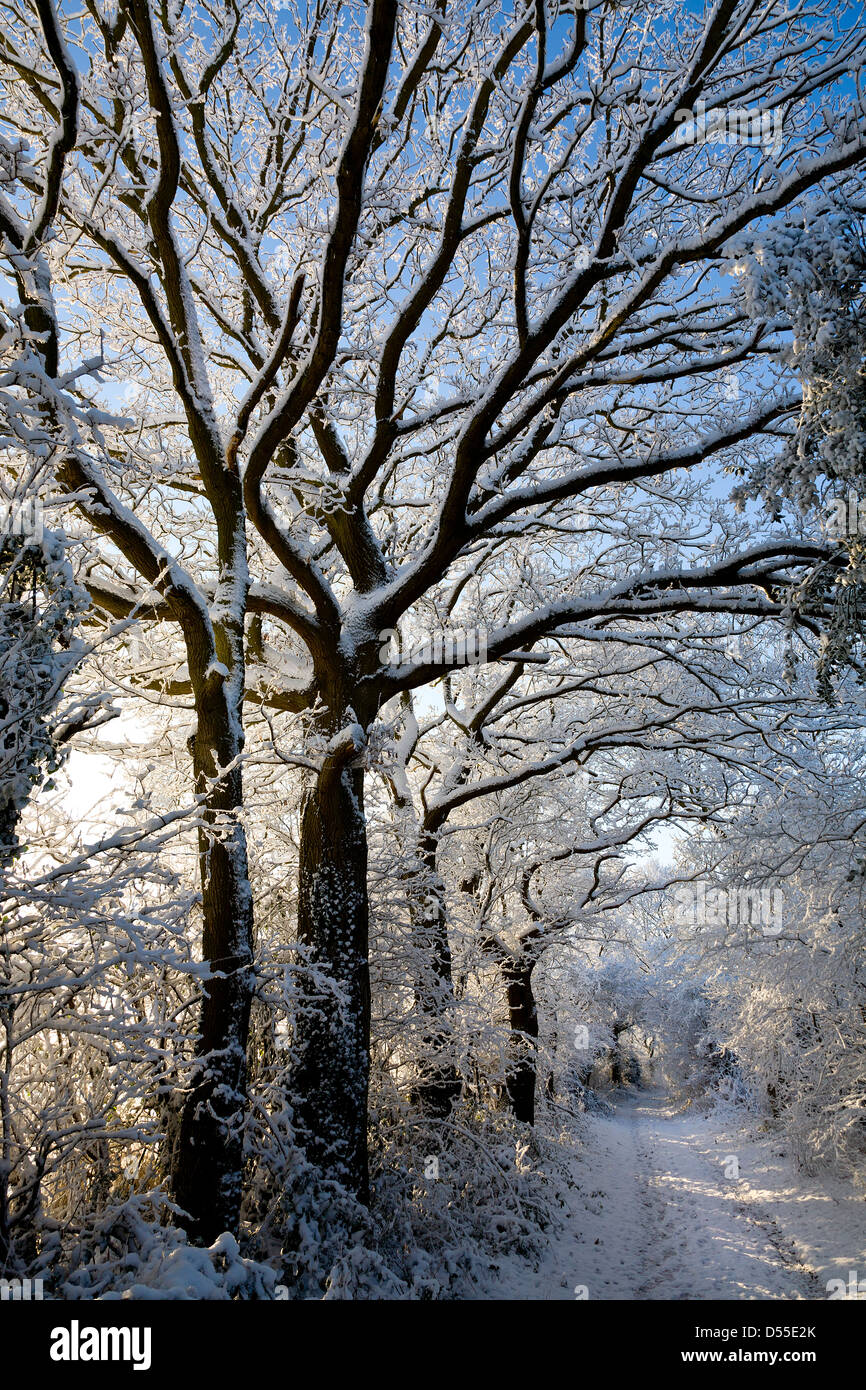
<box><xmin>479</xmin><ymin>1090</ymin><xmax>866</xmax><ymax>1301</ymax></box>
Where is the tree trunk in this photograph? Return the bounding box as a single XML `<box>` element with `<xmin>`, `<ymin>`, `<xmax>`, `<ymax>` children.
<box><xmin>503</xmin><ymin>953</ymin><xmax>539</xmax><ymax>1125</ymax></box>
<box><xmin>408</xmin><ymin>829</ymin><xmax>462</xmax><ymax>1118</ymax></box>
<box><xmin>173</xmin><ymin>679</ymin><xmax>254</xmax><ymax>1244</ymax></box>
<box><xmin>291</xmin><ymin>724</ymin><xmax>371</xmax><ymax>1199</ymax></box>
<box><xmin>610</xmin><ymin>1020</ymin><xmax>630</xmax><ymax>1087</ymax></box>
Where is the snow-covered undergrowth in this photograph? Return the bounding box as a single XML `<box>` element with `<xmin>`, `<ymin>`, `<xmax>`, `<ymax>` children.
<box><xmin>36</xmin><ymin>1109</ymin><xmax>582</xmax><ymax>1300</ymax></box>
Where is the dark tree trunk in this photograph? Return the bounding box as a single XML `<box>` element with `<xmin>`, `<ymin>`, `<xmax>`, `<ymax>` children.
<box><xmin>291</xmin><ymin>723</ymin><xmax>371</xmax><ymax>1200</ymax></box>
<box><xmin>503</xmin><ymin>953</ymin><xmax>539</xmax><ymax>1125</ymax></box>
<box><xmin>173</xmin><ymin>679</ymin><xmax>254</xmax><ymax>1244</ymax></box>
<box><xmin>610</xmin><ymin>1020</ymin><xmax>630</xmax><ymax>1087</ymax></box>
<box><xmin>408</xmin><ymin>828</ymin><xmax>461</xmax><ymax>1118</ymax></box>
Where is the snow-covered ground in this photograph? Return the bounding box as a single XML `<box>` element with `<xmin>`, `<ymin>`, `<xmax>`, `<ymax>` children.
<box><xmin>480</xmin><ymin>1090</ymin><xmax>866</xmax><ymax>1300</ymax></box>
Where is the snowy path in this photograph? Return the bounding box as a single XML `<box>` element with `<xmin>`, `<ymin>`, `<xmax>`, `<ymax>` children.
<box><xmin>483</xmin><ymin>1090</ymin><xmax>840</xmax><ymax>1300</ymax></box>
<box><xmin>562</xmin><ymin>1091</ymin><xmax>823</xmax><ymax>1300</ymax></box>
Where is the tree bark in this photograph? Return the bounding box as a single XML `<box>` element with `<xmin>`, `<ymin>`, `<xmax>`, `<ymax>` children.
<box><xmin>408</xmin><ymin>828</ymin><xmax>462</xmax><ymax>1118</ymax></box>
<box><xmin>173</xmin><ymin>677</ymin><xmax>254</xmax><ymax>1244</ymax></box>
<box><xmin>502</xmin><ymin>952</ymin><xmax>539</xmax><ymax>1125</ymax></box>
<box><xmin>291</xmin><ymin>721</ymin><xmax>371</xmax><ymax>1199</ymax></box>
<box><xmin>609</xmin><ymin>1020</ymin><xmax>631</xmax><ymax>1087</ymax></box>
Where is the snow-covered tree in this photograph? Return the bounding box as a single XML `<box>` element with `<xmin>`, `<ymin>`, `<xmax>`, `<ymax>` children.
<box><xmin>3</xmin><ymin>0</ymin><xmax>866</xmax><ymax>1245</ymax></box>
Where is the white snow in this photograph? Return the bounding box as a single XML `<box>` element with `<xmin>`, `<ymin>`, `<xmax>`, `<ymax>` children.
<box><xmin>475</xmin><ymin>1091</ymin><xmax>866</xmax><ymax>1300</ymax></box>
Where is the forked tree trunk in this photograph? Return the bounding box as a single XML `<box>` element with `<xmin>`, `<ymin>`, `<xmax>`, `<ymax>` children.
<box><xmin>291</xmin><ymin>725</ymin><xmax>371</xmax><ymax>1200</ymax></box>
<box><xmin>173</xmin><ymin>679</ymin><xmax>254</xmax><ymax>1244</ymax></box>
